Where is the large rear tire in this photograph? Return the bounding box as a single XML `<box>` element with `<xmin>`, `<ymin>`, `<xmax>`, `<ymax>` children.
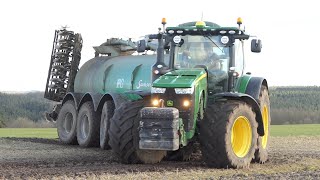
<box><xmin>100</xmin><ymin>100</ymin><xmax>115</xmax><ymax>150</ymax></box>
<box><xmin>57</xmin><ymin>100</ymin><xmax>77</xmax><ymax>144</ymax></box>
<box><xmin>253</xmin><ymin>85</ymin><xmax>271</xmax><ymax>163</ymax></box>
<box><xmin>77</xmin><ymin>101</ymin><xmax>100</xmax><ymax>147</ymax></box>
<box><xmin>108</xmin><ymin>100</ymin><xmax>166</xmax><ymax>164</ymax></box>
<box><xmin>199</xmin><ymin>100</ymin><xmax>258</xmax><ymax>168</ymax></box>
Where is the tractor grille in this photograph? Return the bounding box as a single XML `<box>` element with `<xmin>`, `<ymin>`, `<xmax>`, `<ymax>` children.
<box><xmin>152</xmin><ymin>88</ymin><xmax>195</xmax><ymax>131</ymax></box>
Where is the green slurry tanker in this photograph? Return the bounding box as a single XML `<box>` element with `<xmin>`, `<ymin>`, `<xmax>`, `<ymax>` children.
<box><xmin>45</xmin><ymin>18</ymin><xmax>270</xmax><ymax>168</ymax></box>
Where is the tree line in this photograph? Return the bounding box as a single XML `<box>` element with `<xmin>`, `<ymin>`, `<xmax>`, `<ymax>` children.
<box><xmin>0</xmin><ymin>86</ymin><xmax>320</xmax><ymax>127</ymax></box>
<box><xmin>269</xmin><ymin>86</ymin><xmax>320</xmax><ymax>124</ymax></box>
<box><xmin>0</xmin><ymin>92</ymin><xmax>53</xmax><ymax>127</ymax></box>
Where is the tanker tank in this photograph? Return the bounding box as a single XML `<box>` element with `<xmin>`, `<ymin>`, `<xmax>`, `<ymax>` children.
<box><xmin>74</xmin><ymin>55</ymin><xmax>159</xmax><ymax>94</ymax></box>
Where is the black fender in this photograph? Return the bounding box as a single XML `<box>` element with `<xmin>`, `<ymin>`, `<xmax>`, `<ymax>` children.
<box><xmin>78</xmin><ymin>93</ymin><xmax>104</xmax><ymax>111</ymax></box>
<box><xmin>78</xmin><ymin>92</ymin><xmax>144</xmax><ymax>112</ymax></box>
<box><xmin>245</xmin><ymin>77</ymin><xmax>268</xmax><ymax>102</ymax></box>
<box><xmin>62</xmin><ymin>92</ymin><xmax>145</xmax><ymax>113</ymax></box>
<box><xmin>96</xmin><ymin>93</ymin><xmax>135</xmax><ymax>113</ymax></box>
<box><xmin>62</xmin><ymin>92</ymin><xmax>103</xmax><ymax>112</ymax></box>
<box><xmin>214</xmin><ymin>92</ymin><xmax>264</xmax><ymax>136</ymax></box>
<box><xmin>90</xmin><ymin>92</ymin><xmax>146</xmax><ymax>112</ymax></box>
<box><xmin>62</xmin><ymin>92</ymin><xmax>83</xmax><ymax>110</ymax></box>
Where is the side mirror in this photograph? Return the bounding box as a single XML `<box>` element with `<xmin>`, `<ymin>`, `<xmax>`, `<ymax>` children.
<box><xmin>137</xmin><ymin>40</ymin><xmax>146</xmax><ymax>52</ymax></box>
<box><xmin>251</xmin><ymin>39</ymin><xmax>262</xmax><ymax>53</ymax></box>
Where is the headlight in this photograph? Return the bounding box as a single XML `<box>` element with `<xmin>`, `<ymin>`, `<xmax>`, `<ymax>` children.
<box><xmin>151</xmin><ymin>87</ymin><xmax>166</xmax><ymax>94</ymax></box>
<box><xmin>175</xmin><ymin>88</ymin><xmax>194</xmax><ymax>94</ymax></box>
<box><xmin>183</xmin><ymin>100</ymin><xmax>191</xmax><ymax>107</ymax></box>
<box><xmin>152</xmin><ymin>99</ymin><xmax>160</xmax><ymax>106</ymax></box>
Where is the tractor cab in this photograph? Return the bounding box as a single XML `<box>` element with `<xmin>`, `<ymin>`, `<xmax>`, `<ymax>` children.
<box><xmin>164</xmin><ymin>20</ymin><xmax>258</xmax><ymax>93</ymax></box>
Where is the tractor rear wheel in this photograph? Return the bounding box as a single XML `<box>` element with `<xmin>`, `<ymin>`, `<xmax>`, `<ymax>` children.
<box><xmin>57</xmin><ymin>100</ymin><xmax>77</xmax><ymax>144</ymax></box>
<box><xmin>199</xmin><ymin>100</ymin><xmax>258</xmax><ymax>168</ymax></box>
<box><xmin>77</xmin><ymin>101</ymin><xmax>100</xmax><ymax>147</ymax></box>
<box><xmin>108</xmin><ymin>100</ymin><xmax>166</xmax><ymax>164</ymax></box>
<box><xmin>100</xmin><ymin>100</ymin><xmax>115</xmax><ymax>150</ymax></box>
<box><xmin>253</xmin><ymin>85</ymin><xmax>271</xmax><ymax>163</ymax></box>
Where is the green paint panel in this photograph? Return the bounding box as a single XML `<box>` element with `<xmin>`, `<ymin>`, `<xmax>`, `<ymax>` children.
<box><xmin>235</xmin><ymin>75</ymin><xmax>251</xmax><ymax>93</ymax></box>
<box><xmin>153</xmin><ymin>69</ymin><xmax>206</xmax><ymax>88</ymax></box>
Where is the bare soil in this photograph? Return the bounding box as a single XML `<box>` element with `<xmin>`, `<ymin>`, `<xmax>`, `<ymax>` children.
<box><xmin>0</xmin><ymin>136</ymin><xmax>319</xmax><ymax>179</ymax></box>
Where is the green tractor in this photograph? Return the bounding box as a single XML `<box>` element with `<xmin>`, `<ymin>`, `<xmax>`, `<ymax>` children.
<box><xmin>45</xmin><ymin>18</ymin><xmax>270</xmax><ymax>168</ymax></box>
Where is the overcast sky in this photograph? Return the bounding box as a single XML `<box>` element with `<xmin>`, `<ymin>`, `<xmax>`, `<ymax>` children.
<box><xmin>0</xmin><ymin>0</ymin><xmax>319</xmax><ymax>91</ymax></box>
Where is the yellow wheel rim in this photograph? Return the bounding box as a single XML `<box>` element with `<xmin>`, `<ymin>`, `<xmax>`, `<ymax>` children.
<box><xmin>231</xmin><ymin>116</ymin><xmax>252</xmax><ymax>158</ymax></box>
<box><xmin>261</xmin><ymin>105</ymin><xmax>269</xmax><ymax>149</ymax></box>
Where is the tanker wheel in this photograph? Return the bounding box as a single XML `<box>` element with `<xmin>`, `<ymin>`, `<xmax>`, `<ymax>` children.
<box><xmin>57</xmin><ymin>100</ymin><xmax>77</xmax><ymax>144</ymax></box>
<box><xmin>253</xmin><ymin>85</ymin><xmax>271</xmax><ymax>163</ymax></box>
<box><xmin>77</xmin><ymin>101</ymin><xmax>100</xmax><ymax>147</ymax></box>
<box><xmin>199</xmin><ymin>100</ymin><xmax>258</xmax><ymax>168</ymax></box>
<box><xmin>100</xmin><ymin>100</ymin><xmax>115</xmax><ymax>150</ymax></box>
<box><xmin>108</xmin><ymin>100</ymin><xmax>166</xmax><ymax>164</ymax></box>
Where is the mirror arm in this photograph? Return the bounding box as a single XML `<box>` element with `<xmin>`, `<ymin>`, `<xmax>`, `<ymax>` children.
<box><xmin>233</xmin><ymin>34</ymin><xmax>250</xmax><ymax>40</ymax></box>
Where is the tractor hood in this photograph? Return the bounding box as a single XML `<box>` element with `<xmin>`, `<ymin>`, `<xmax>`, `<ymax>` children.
<box><xmin>153</xmin><ymin>69</ymin><xmax>207</xmax><ymax>88</ymax></box>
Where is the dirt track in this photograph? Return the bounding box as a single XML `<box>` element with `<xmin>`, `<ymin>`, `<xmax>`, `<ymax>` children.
<box><xmin>0</xmin><ymin>136</ymin><xmax>320</xmax><ymax>179</ymax></box>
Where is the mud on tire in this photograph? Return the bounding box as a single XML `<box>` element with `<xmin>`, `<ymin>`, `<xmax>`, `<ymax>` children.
<box><xmin>108</xmin><ymin>100</ymin><xmax>143</xmax><ymax>163</ymax></box>
<box><xmin>77</xmin><ymin>101</ymin><xmax>100</xmax><ymax>147</ymax></box>
<box><xmin>199</xmin><ymin>100</ymin><xmax>258</xmax><ymax>168</ymax></box>
<box><xmin>57</xmin><ymin>100</ymin><xmax>77</xmax><ymax>145</ymax></box>
<box><xmin>253</xmin><ymin>85</ymin><xmax>271</xmax><ymax>163</ymax></box>
<box><xmin>108</xmin><ymin>100</ymin><xmax>166</xmax><ymax>164</ymax></box>
<box><xmin>100</xmin><ymin>100</ymin><xmax>115</xmax><ymax>150</ymax></box>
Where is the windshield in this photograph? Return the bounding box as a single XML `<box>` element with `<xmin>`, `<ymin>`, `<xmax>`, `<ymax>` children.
<box><xmin>174</xmin><ymin>35</ymin><xmax>230</xmax><ymax>72</ymax></box>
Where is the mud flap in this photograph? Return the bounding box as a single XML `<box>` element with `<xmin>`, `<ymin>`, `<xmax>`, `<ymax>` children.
<box><xmin>139</xmin><ymin>107</ymin><xmax>180</xmax><ymax>151</ymax></box>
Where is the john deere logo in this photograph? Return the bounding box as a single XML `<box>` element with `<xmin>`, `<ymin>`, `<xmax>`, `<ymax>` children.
<box><xmin>167</xmin><ymin>100</ymin><xmax>174</xmax><ymax>106</ymax></box>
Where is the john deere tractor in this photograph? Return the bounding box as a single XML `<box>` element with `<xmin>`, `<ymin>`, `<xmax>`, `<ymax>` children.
<box><xmin>45</xmin><ymin>18</ymin><xmax>270</xmax><ymax>168</ymax></box>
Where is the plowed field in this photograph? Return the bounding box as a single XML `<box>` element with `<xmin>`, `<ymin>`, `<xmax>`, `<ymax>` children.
<box><xmin>0</xmin><ymin>136</ymin><xmax>319</xmax><ymax>179</ymax></box>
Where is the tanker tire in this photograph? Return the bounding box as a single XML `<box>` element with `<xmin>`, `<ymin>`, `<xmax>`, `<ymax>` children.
<box><xmin>100</xmin><ymin>100</ymin><xmax>115</xmax><ymax>150</ymax></box>
<box><xmin>77</xmin><ymin>101</ymin><xmax>100</xmax><ymax>147</ymax></box>
<box><xmin>108</xmin><ymin>100</ymin><xmax>166</xmax><ymax>164</ymax></box>
<box><xmin>253</xmin><ymin>85</ymin><xmax>271</xmax><ymax>163</ymax></box>
<box><xmin>57</xmin><ymin>100</ymin><xmax>77</xmax><ymax>145</ymax></box>
<box><xmin>199</xmin><ymin>100</ymin><xmax>258</xmax><ymax>168</ymax></box>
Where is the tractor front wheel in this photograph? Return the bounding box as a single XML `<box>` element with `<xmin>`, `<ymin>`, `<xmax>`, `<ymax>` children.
<box><xmin>108</xmin><ymin>100</ymin><xmax>166</xmax><ymax>164</ymax></box>
<box><xmin>199</xmin><ymin>100</ymin><xmax>258</xmax><ymax>168</ymax></box>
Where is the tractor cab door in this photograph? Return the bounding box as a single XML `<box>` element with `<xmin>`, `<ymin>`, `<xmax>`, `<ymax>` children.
<box><xmin>234</xmin><ymin>40</ymin><xmax>245</xmax><ymax>76</ymax></box>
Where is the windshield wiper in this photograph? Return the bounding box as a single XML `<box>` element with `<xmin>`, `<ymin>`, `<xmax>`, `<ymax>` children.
<box><xmin>205</xmin><ymin>35</ymin><xmax>223</xmax><ymax>52</ymax></box>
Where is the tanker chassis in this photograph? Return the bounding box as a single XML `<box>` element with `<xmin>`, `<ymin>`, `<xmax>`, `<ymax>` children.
<box><xmin>45</xmin><ymin>18</ymin><xmax>270</xmax><ymax>168</ymax></box>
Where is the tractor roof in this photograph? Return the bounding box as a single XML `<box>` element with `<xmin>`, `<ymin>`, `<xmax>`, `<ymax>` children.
<box><xmin>177</xmin><ymin>21</ymin><xmax>221</xmax><ymax>28</ymax></box>
<box><xmin>166</xmin><ymin>21</ymin><xmax>248</xmax><ymax>39</ymax></box>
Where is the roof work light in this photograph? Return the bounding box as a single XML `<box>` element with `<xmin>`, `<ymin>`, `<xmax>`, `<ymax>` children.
<box><xmin>195</xmin><ymin>21</ymin><xmax>206</xmax><ymax>28</ymax></box>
